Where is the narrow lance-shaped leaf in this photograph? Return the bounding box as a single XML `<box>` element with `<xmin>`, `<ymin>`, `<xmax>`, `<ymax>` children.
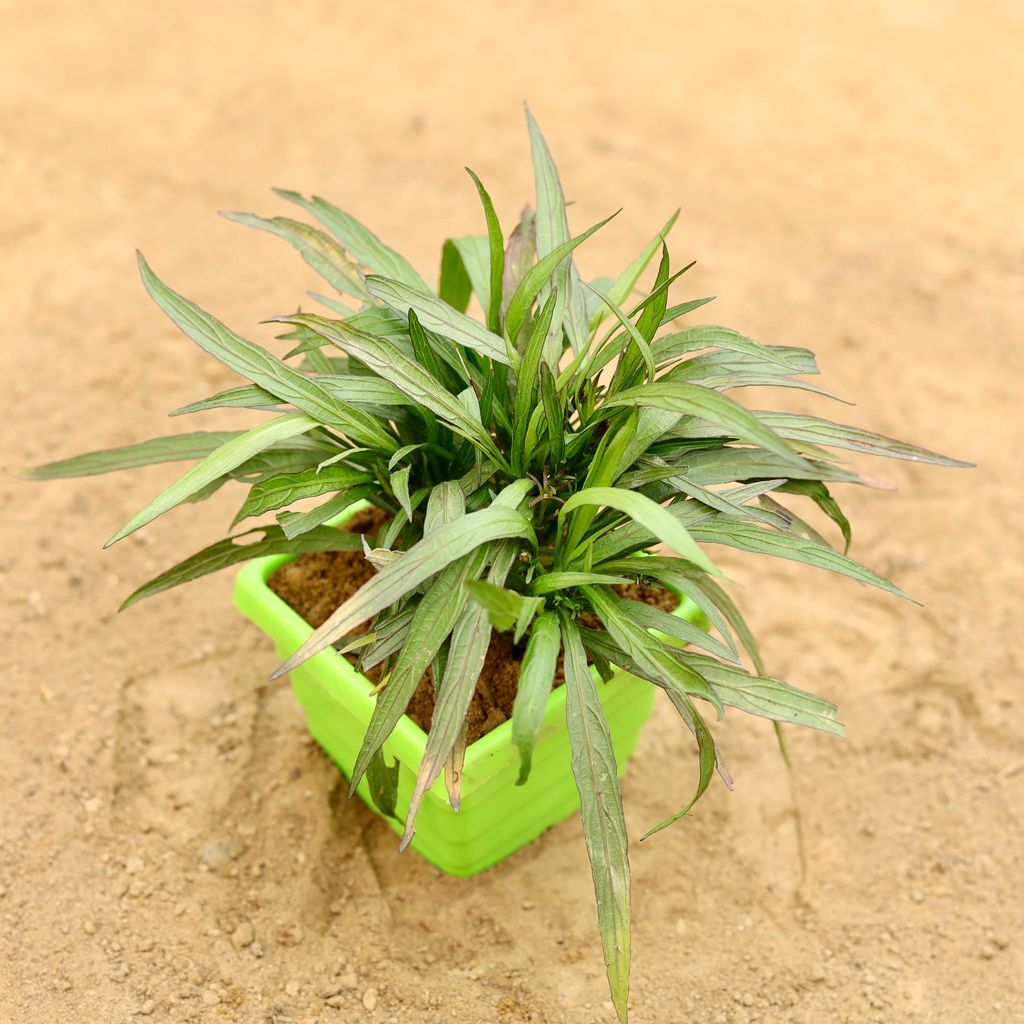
<box><xmin>751</xmin><ymin>411</ymin><xmax>974</xmax><ymax>467</ymax></box>
<box><xmin>501</xmin><ymin>205</ymin><xmax>535</xmax><ymax>320</ymax></box>
<box><xmin>559</xmin><ymin>487</ymin><xmax>720</xmax><ymax>575</ymax></box>
<box><xmin>273</xmin><ymin>188</ymin><xmax>430</xmax><ymax>291</ymax></box>
<box><xmin>137</xmin><ymin>254</ymin><xmax>398</xmax><ymax>453</ymax></box>
<box><xmin>399</xmin><ymin>599</ymin><xmax>492</xmax><ymax>851</ymax></box>
<box><xmin>349</xmin><ymin>549</ymin><xmax>487</xmax><ymax>792</ymax></box>
<box><xmin>119</xmin><ymin>524</ymin><xmax>363</xmax><ymax>610</ymax></box>
<box><xmin>170</xmin><ymin>385</ymin><xmax>281</xmax><ymax>417</ymax></box>
<box><xmin>272</xmin><ymin>506</ymin><xmax>534</xmax><ymax>678</ymax></box>
<box><xmin>21</xmin><ymin>431</ymin><xmax>241</xmax><ymax>479</ymax></box>
<box><xmin>365</xmin><ymin>275</ymin><xmax>510</xmax><ymax>365</ymax></box>
<box><xmin>277</xmin><ymin>487</ymin><xmax>376</xmax><ymax>540</ymax></box>
<box><xmin>465</xmin><ymin>168</ymin><xmax>505</xmax><ymax>333</ymax></box>
<box><xmin>274</xmin><ymin>312</ymin><xmax>509</xmax><ymax>470</ymax></box>
<box><xmin>560</xmin><ymin>612</ymin><xmax>632</xmax><ymax>1023</ymax></box>
<box><xmin>590</xmin><ymin>208</ymin><xmax>679</xmax><ymax>331</ymax></box>
<box><xmin>687</xmin><ymin>519</ymin><xmax>914</xmax><ymax>601</ymax></box>
<box><xmin>511</xmin><ymin>611</ymin><xmax>560</xmax><ymax>784</ymax></box>
<box><xmin>106</xmin><ymin>413</ymin><xmax>318</xmax><ymax>546</ymax></box>
<box><xmin>602</xmin><ymin>382</ymin><xmax>811</xmax><ymax>470</ymax></box>
<box><xmin>526</xmin><ymin>108</ymin><xmax>589</xmax><ymax>352</ymax></box>
<box><xmin>233</xmin><ymin>464</ymin><xmax>372</xmax><ymax>525</ymax></box>
<box><xmin>504</xmin><ymin>211</ymin><xmax>618</xmax><ymax>346</ymax></box>
<box><xmin>438</xmin><ymin>237</ymin><xmax>474</xmax><ymax>312</ymax></box>
<box><xmin>221</xmin><ymin>211</ymin><xmax>370</xmax><ymax>301</ymax></box>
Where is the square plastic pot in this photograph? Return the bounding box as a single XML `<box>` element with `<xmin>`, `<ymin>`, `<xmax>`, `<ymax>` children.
<box><xmin>233</xmin><ymin>509</ymin><xmax>705</xmax><ymax>876</ymax></box>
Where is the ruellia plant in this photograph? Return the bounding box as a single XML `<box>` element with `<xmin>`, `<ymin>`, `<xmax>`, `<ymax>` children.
<box><xmin>25</xmin><ymin>112</ymin><xmax>968</xmax><ymax>1020</ymax></box>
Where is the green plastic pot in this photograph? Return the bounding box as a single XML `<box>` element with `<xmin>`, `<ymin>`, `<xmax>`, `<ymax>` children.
<box><xmin>233</xmin><ymin>506</ymin><xmax>705</xmax><ymax>876</ymax></box>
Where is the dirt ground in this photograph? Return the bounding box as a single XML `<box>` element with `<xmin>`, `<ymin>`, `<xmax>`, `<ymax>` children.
<box><xmin>2</xmin><ymin>2</ymin><xmax>1022</xmax><ymax>1022</ymax></box>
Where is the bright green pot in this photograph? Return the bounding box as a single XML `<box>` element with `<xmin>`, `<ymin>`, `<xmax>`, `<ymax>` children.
<box><xmin>233</xmin><ymin>508</ymin><xmax>705</xmax><ymax>876</ymax></box>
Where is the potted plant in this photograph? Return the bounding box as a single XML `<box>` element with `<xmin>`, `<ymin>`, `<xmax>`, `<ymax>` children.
<box><xmin>24</xmin><ymin>111</ymin><xmax>968</xmax><ymax>1022</ymax></box>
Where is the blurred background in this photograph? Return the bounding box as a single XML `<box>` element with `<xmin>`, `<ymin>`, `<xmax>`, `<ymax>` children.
<box><xmin>3</xmin><ymin>2</ymin><xmax>1021</xmax><ymax>1022</ymax></box>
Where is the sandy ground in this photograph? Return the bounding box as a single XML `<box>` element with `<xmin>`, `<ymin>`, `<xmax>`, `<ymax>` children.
<box><xmin>2</xmin><ymin>2</ymin><xmax>1022</xmax><ymax>1022</ymax></box>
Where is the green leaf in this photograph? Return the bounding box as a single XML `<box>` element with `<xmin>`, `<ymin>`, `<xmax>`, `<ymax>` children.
<box><xmin>106</xmin><ymin>413</ymin><xmax>318</xmax><ymax>546</ymax></box>
<box><xmin>603</xmin><ymin>382</ymin><xmax>811</xmax><ymax>470</ymax></box>
<box><xmin>687</xmin><ymin>519</ymin><xmax>913</xmax><ymax>600</ymax></box>
<box><xmin>366</xmin><ymin>749</ymin><xmax>401</xmax><ymax>821</ymax></box>
<box><xmin>559</xmin><ymin>487</ymin><xmax>719</xmax><ymax>575</ymax></box>
<box><xmin>466</xmin><ymin>580</ymin><xmax>543</xmax><ymax>642</ymax></box>
<box><xmin>511</xmin><ymin>291</ymin><xmax>559</xmax><ymax>472</ymax></box>
<box><xmin>465</xmin><ymin>168</ymin><xmax>505</xmax><ymax>333</ymax></box>
<box><xmin>615</xmin><ymin>598</ymin><xmax>739</xmax><ymax>664</ymax></box>
<box><xmin>682</xmin><ymin>653</ymin><xmax>844</xmax><ymax>734</ymax></box>
<box><xmin>539</xmin><ymin>364</ymin><xmax>564</xmax><ymax>465</ymax></box>
<box><xmin>580</xmin><ymin>586</ymin><xmax>719</xmax><ymax>710</ymax></box>
<box><xmin>278</xmin><ymin>487</ymin><xmax>374</xmax><ymax>539</ymax></box>
<box><xmin>400</xmin><ymin>600</ymin><xmax>492</xmax><ymax>850</ymax></box>
<box><xmin>424</xmin><ymin>480</ymin><xmax>466</xmax><ymax>534</ymax></box>
<box><xmin>21</xmin><ymin>431</ymin><xmax>240</xmax><ymax>480</ymax></box>
<box><xmin>751</xmin><ymin>411</ymin><xmax>973</xmax><ymax>467</ymax></box>
<box><xmin>170</xmin><ymin>385</ymin><xmax>281</xmax><ymax>417</ymax></box>
<box><xmin>504</xmin><ymin>211</ymin><xmax>618</xmax><ymax>347</ymax></box>
<box><xmin>349</xmin><ymin>550</ymin><xmax>487</xmax><ymax>791</ymax></box>
<box><xmin>119</xmin><ymin>523</ymin><xmax>363</xmax><ymax>610</ymax></box>
<box><xmin>531</xmin><ymin>572</ymin><xmax>631</xmax><ymax>595</ymax></box>
<box><xmin>272</xmin><ymin>506</ymin><xmax>535</xmax><ymax>677</ymax></box>
<box><xmin>511</xmin><ymin>611</ymin><xmax>560</xmax><ymax>784</ymax></box>
<box><xmin>590</xmin><ymin>209</ymin><xmax>679</xmax><ymax>331</ymax></box>
<box><xmin>559</xmin><ymin>612</ymin><xmax>632</xmax><ymax>1023</ymax></box>
<box><xmin>365</xmin><ymin>275</ymin><xmax>510</xmax><ymax>365</ymax></box>
<box><xmin>640</xmin><ymin>692</ymin><xmax>719</xmax><ymax>839</ymax></box>
<box><xmin>137</xmin><ymin>254</ymin><xmax>397</xmax><ymax>453</ymax></box>
<box><xmin>501</xmin><ymin>205</ymin><xmax>536</xmax><ymax>320</ymax></box>
<box><xmin>232</xmin><ymin>465</ymin><xmax>372</xmax><ymax>525</ymax></box>
<box><xmin>276</xmin><ymin>313</ymin><xmax>508</xmax><ymax>469</ymax></box>
<box><xmin>438</xmin><ymin>237</ymin><xmax>474</xmax><ymax>312</ymax></box>
<box><xmin>273</xmin><ymin>188</ymin><xmax>430</xmax><ymax>291</ymax></box>
<box><xmin>221</xmin><ymin>211</ymin><xmax>369</xmax><ymax>300</ymax></box>
<box><xmin>653</xmin><ymin>326</ymin><xmax>813</xmax><ymax>371</ymax></box>
<box><xmin>526</xmin><ymin>109</ymin><xmax>589</xmax><ymax>353</ymax></box>
<box><xmin>779</xmin><ymin>480</ymin><xmax>852</xmax><ymax>552</ymax></box>
<box><xmin>391</xmin><ymin>464</ymin><xmax>414</xmax><ymax>520</ymax></box>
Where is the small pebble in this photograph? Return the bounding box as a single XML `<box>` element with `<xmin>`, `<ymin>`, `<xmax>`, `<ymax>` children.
<box><xmin>199</xmin><ymin>836</ymin><xmax>245</xmax><ymax>871</ymax></box>
<box><xmin>83</xmin><ymin>920</ymin><xmax>96</xmax><ymax>935</ymax></box>
<box><xmin>910</xmin><ymin>890</ymin><xmax>926</xmax><ymax>904</ymax></box>
<box><xmin>138</xmin><ymin>999</ymin><xmax>156</xmax><ymax>1016</ymax></box>
<box><xmin>338</xmin><ymin>970</ymin><xmax>358</xmax><ymax>989</ymax></box>
<box><xmin>231</xmin><ymin>922</ymin><xmax>254</xmax><ymax>949</ymax></box>
<box><xmin>326</xmin><ymin>995</ymin><xmax>345</xmax><ymax>1008</ymax></box>
<box><xmin>124</xmin><ymin>857</ymin><xmax>145</xmax><ymax>876</ymax></box>
<box><xmin>202</xmin><ymin>989</ymin><xmax>220</xmax><ymax>1006</ymax></box>
<box><xmin>362</xmin><ymin>987</ymin><xmax>378</xmax><ymax>1011</ymax></box>
<box><xmin>285</xmin><ymin>980</ymin><xmax>301</xmax><ymax>998</ymax></box>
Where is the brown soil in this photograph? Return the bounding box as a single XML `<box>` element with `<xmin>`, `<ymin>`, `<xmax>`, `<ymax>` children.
<box><xmin>268</xmin><ymin>514</ymin><xmax>679</xmax><ymax>744</ymax></box>
<box><xmin>5</xmin><ymin>4</ymin><xmax>1022</xmax><ymax>1023</ymax></box>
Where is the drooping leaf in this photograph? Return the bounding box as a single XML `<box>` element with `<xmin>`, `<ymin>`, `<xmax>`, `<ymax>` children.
<box><xmin>560</xmin><ymin>612</ymin><xmax>632</xmax><ymax>1023</ymax></box>
<box><xmin>119</xmin><ymin>523</ymin><xmax>363</xmax><ymax>609</ymax></box>
<box><xmin>366</xmin><ymin>748</ymin><xmax>401</xmax><ymax>820</ymax></box>
<box><xmin>511</xmin><ymin>611</ymin><xmax>560</xmax><ymax>784</ymax></box>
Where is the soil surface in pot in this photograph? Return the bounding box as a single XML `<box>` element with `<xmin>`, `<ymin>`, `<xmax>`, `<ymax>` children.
<box><xmin>268</xmin><ymin>507</ymin><xmax>676</xmax><ymax>743</ymax></box>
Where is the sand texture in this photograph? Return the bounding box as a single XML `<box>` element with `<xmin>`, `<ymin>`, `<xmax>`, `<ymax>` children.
<box><xmin>2</xmin><ymin>2</ymin><xmax>1022</xmax><ymax>1022</ymax></box>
